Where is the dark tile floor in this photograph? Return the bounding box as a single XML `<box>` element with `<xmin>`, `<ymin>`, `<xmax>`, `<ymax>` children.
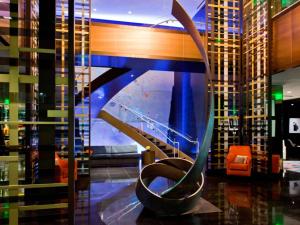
<box><xmin>75</xmin><ymin>167</ymin><xmax>300</xmax><ymax>225</ymax></box>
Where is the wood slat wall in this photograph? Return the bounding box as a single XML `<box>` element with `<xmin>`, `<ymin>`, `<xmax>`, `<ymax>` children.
<box><xmin>243</xmin><ymin>0</ymin><xmax>270</xmax><ymax>174</ymax></box>
<box><xmin>206</xmin><ymin>0</ymin><xmax>241</xmax><ymax>171</ymax></box>
<box><xmin>272</xmin><ymin>4</ymin><xmax>300</xmax><ymax>73</ymax></box>
<box><xmin>91</xmin><ymin>22</ymin><xmax>205</xmax><ymax>61</ymax></box>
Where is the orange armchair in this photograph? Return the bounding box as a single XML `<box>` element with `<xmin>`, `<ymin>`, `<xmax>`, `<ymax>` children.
<box><xmin>226</xmin><ymin>145</ymin><xmax>252</xmax><ymax>176</ymax></box>
<box><xmin>55</xmin><ymin>152</ymin><xmax>78</xmax><ymax>183</ymax></box>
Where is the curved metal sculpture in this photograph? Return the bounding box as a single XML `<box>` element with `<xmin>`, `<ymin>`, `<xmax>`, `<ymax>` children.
<box><xmin>135</xmin><ymin>0</ymin><xmax>214</xmax><ymax>215</ymax></box>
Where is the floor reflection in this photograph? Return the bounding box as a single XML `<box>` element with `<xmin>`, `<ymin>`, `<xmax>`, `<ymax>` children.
<box><xmin>75</xmin><ymin>167</ymin><xmax>300</xmax><ymax>225</ymax></box>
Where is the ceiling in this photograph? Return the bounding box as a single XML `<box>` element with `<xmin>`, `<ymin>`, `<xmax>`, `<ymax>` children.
<box><xmin>272</xmin><ymin>66</ymin><xmax>300</xmax><ymax>100</ymax></box>
<box><xmin>91</xmin><ymin>0</ymin><xmax>205</xmax><ymax>28</ymax></box>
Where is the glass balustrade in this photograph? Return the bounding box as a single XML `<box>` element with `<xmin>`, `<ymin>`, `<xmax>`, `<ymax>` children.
<box><xmin>103</xmin><ymin>99</ymin><xmax>198</xmax><ymax>155</ymax></box>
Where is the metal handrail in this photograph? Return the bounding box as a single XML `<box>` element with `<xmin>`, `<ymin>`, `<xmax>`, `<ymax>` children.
<box><xmin>142</xmin><ymin>121</ymin><xmax>180</xmax><ymax>157</ymax></box>
<box><xmin>114</xmin><ymin>100</ymin><xmax>198</xmax><ymax>143</ymax></box>
<box><xmin>109</xmin><ymin>100</ymin><xmax>199</xmax><ymax>155</ymax></box>
<box><xmin>113</xmin><ymin>102</ymin><xmax>180</xmax><ymax>157</ymax></box>
<box><xmin>150</xmin><ymin>19</ymin><xmax>206</xmax><ymax>28</ymax></box>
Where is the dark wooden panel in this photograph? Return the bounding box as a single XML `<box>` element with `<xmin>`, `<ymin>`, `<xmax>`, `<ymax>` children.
<box><xmin>272</xmin><ymin>4</ymin><xmax>300</xmax><ymax>73</ymax></box>
<box><xmin>292</xmin><ymin>6</ymin><xmax>300</xmax><ymax>66</ymax></box>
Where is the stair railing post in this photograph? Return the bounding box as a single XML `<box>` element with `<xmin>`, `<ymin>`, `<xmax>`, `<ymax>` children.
<box><xmin>173</xmin><ymin>139</ymin><xmax>175</xmax><ymax>157</ymax></box>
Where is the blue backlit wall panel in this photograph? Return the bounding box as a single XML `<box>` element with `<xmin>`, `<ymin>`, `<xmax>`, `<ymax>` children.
<box><xmin>168</xmin><ymin>72</ymin><xmax>206</xmax><ymax>155</ymax></box>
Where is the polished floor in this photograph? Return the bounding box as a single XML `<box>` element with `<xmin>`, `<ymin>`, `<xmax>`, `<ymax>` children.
<box><xmin>74</xmin><ymin>167</ymin><xmax>300</xmax><ymax>225</ymax></box>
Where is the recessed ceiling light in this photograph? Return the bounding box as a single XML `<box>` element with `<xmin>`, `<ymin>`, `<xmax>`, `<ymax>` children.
<box><xmin>291</xmin><ymin>104</ymin><xmax>294</xmax><ymax>106</ymax></box>
<box><xmin>128</xmin><ymin>11</ymin><xmax>132</xmax><ymax>15</ymax></box>
<box><xmin>93</xmin><ymin>8</ymin><xmax>97</xmax><ymax>12</ymax></box>
<box><xmin>287</xmin><ymin>91</ymin><xmax>292</xmax><ymax>94</ymax></box>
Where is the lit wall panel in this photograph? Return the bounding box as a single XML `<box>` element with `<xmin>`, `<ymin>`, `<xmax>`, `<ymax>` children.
<box><xmin>206</xmin><ymin>0</ymin><xmax>241</xmax><ymax>170</ymax></box>
<box><xmin>243</xmin><ymin>0</ymin><xmax>270</xmax><ymax>173</ymax></box>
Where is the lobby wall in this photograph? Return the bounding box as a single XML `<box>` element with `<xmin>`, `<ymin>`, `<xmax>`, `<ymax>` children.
<box><xmin>282</xmin><ymin>98</ymin><xmax>300</xmax><ymax>159</ymax></box>
<box><xmin>272</xmin><ymin>2</ymin><xmax>300</xmax><ymax>73</ymax></box>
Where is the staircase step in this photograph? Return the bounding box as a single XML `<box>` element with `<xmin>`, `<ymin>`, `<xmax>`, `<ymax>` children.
<box><xmin>163</xmin><ymin>149</ymin><xmax>174</xmax><ymax>154</ymax></box>
<box><xmin>99</xmin><ymin>110</ymin><xmax>192</xmax><ymax>162</ymax></box>
<box><xmin>166</xmin><ymin>153</ymin><xmax>179</xmax><ymax>157</ymax></box>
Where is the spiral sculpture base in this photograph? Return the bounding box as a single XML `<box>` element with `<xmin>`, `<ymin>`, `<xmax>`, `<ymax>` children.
<box><xmin>136</xmin><ymin>158</ymin><xmax>204</xmax><ymax>215</ymax></box>
<box><xmin>135</xmin><ymin>0</ymin><xmax>215</xmax><ymax>215</ymax></box>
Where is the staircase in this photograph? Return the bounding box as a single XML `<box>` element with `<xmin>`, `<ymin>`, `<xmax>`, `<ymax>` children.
<box><xmin>129</xmin><ymin>125</ymin><xmax>193</xmax><ymax>161</ymax></box>
<box><xmin>98</xmin><ymin>110</ymin><xmax>193</xmax><ymax>162</ymax></box>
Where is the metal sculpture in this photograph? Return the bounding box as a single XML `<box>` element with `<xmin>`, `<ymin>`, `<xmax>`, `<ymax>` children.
<box><xmin>135</xmin><ymin>0</ymin><xmax>214</xmax><ymax>215</ymax></box>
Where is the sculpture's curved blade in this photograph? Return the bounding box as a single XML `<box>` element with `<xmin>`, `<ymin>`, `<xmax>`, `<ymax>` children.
<box><xmin>135</xmin><ymin>0</ymin><xmax>214</xmax><ymax>215</ymax></box>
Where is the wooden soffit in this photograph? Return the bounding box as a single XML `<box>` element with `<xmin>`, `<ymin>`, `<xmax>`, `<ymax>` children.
<box><xmin>91</xmin><ymin>22</ymin><xmax>206</xmax><ymax>62</ymax></box>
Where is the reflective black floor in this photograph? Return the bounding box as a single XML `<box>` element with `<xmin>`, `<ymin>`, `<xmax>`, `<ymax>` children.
<box><xmin>75</xmin><ymin>167</ymin><xmax>300</xmax><ymax>225</ymax></box>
